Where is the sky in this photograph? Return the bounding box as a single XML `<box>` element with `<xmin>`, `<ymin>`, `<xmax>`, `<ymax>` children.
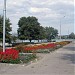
<box><xmin>0</xmin><ymin>0</ymin><xmax>74</xmax><ymax>35</ymax></box>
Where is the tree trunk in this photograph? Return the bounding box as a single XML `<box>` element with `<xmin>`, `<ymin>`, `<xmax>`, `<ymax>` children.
<box><xmin>22</xmin><ymin>40</ymin><xmax>23</xmax><ymax>43</ymax></box>
<box><xmin>38</xmin><ymin>39</ymin><xmax>39</xmax><ymax>42</ymax></box>
<box><xmin>29</xmin><ymin>39</ymin><xmax>32</xmax><ymax>43</ymax></box>
<box><xmin>41</xmin><ymin>40</ymin><xmax>42</xmax><ymax>43</ymax></box>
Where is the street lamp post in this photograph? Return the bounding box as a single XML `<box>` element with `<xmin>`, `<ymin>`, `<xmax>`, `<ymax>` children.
<box><xmin>60</xmin><ymin>19</ymin><xmax>61</xmax><ymax>40</ymax></box>
<box><xmin>3</xmin><ymin>0</ymin><xmax>6</xmax><ymax>52</ymax></box>
<box><xmin>59</xmin><ymin>16</ymin><xmax>65</xmax><ymax>40</ymax></box>
<box><xmin>68</xmin><ymin>29</ymin><xmax>69</xmax><ymax>39</ymax></box>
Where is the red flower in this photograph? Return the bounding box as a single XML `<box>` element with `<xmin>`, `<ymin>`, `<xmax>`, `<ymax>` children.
<box><xmin>0</xmin><ymin>48</ymin><xmax>19</xmax><ymax>62</ymax></box>
<box><xmin>23</xmin><ymin>43</ymin><xmax>56</xmax><ymax>52</ymax></box>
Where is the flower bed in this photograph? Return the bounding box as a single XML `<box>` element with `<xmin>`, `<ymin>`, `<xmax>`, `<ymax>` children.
<box><xmin>0</xmin><ymin>48</ymin><xmax>37</xmax><ymax>64</ymax></box>
<box><xmin>0</xmin><ymin>41</ymin><xmax>71</xmax><ymax>64</ymax></box>
<box><xmin>0</xmin><ymin>48</ymin><xmax>20</xmax><ymax>64</ymax></box>
<box><xmin>15</xmin><ymin>43</ymin><xmax>57</xmax><ymax>53</ymax></box>
<box><xmin>15</xmin><ymin>41</ymin><xmax>71</xmax><ymax>53</ymax></box>
<box><xmin>55</xmin><ymin>41</ymin><xmax>71</xmax><ymax>46</ymax></box>
<box><xmin>19</xmin><ymin>53</ymin><xmax>37</xmax><ymax>63</ymax></box>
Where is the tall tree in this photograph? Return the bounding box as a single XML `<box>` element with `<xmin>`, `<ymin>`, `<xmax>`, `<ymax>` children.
<box><xmin>39</xmin><ymin>26</ymin><xmax>46</xmax><ymax>40</ymax></box>
<box><xmin>69</xmin><ymin>32</ymin><xmax>75</xmax><ymax>39</ymax></box>
<box><xmin>11</xmin><ymin>33</ymin><xmax>18</xmax><ymax>43</ymax></box>
<box><xmin>17</xmin><ymin>16</ymin><xmax>40</xmax><ymax>42</ymax></box>
<box><xmin>0</xmin><ymin>15</ymin><xmax>12</xmax><ymax>43</ymax></box>
<box><xmin>45</xmin><ymin>27</ymin><xmax>58</xmax><ymax>41</ymax></box>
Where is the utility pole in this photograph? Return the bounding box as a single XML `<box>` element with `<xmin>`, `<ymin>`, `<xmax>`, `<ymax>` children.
<box><xmin>60</xmin><ymin>19</ymin><xmax>61</xmax><ymax>40</ymax></box>
<box><xmin>59</xmin><ymin>16</ymin><xmax>65</xmax><ymax>40</ymax></box>
<box><xmin>3</xmin><ymin>0</ymin><xmax>6</xmax><ymax>52</ymax></box>
<box><xmin>68</xmin><ymin>29</ymin><xmax>69</xmax><ymax>39</ymax></box>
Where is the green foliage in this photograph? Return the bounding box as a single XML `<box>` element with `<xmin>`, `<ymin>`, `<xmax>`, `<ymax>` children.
<box><xmin>0</xmin><ymin>53</ymin><xmax>37</xmax><ymax>64</ymax></box>
<box><xmin>17</xmin><ymin>16</ymin><xmax>47</xmax><ymax>42</ymax></box>
<box><xmin>1</xmin><ymin>59</ymin><xmax>20</xmax><ymax>64</ymax></box>
<box><xmin>69</xmin><ymin>32</ymin><xmax>75</xmax><ymax>39</ymax></box>
<box><xmin>17</xmin><ymin>16</ymin><xmax>58</xmax><ymax>42</ymax></box>
<box><xmin>39</xmin><ymin>26</ymin><xmax>46</xmax><ymax>39</ymax></box>
<box><xmin>36</xmin><ymin>49</ymin><xmax>50</xmax><ymax>53</ymax></box>
<box><xmin>0</xmin><ymin>46</ymin><xmax>2</xmax><ymax>51</ymax></box>
<box><xmin>12</xmin><ymin>35</ymin><xmax>17</xmax><ymax>43</ymax></box>
<box><xmin>18</xmin><ymin>16</ymin><xmax>41</xmax><ymax>42</ymax></box>
<box><xmin>45</xmin><ymin>27</ymin><xmax>58</xmax><ymax>41</ymax></box>
<box><xmin>19</xmin><ymin>54</ymin><xmax>37</xmax><ymax>63</ymax></box>
<box><xmin>0</xmin><ymin>15</ymin><xmax>12</xmax><ymax>43</ymax></box>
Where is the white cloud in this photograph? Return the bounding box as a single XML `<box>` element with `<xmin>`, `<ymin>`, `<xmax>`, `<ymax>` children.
<box><xmin>29</xmin><ymin>7</ymin><xmax>50</xmax><ymax>13</ymax></box>
<box><xmin>0</xmin><ymin>0</ymin><xmax>74</xmax><ymax>34</ymax></box>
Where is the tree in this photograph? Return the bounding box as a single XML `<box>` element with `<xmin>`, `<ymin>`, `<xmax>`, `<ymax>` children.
<box><xmin>45</xmin><ymin>27</ymin><xmax>58</xmax><ymax>41</ymax></box>
<box><xmin>69</xmin><ymin>32</ymin><xmax>75</xmax><ymax>39</ymax></box>
<box><xmin>39</xmin><ymin>26</ymin><xmax>46</xmax><ymax>41</ymax></box>
<box><xmin>0</xmin><ymin>15</ymin><xmax>12</xmax><ymax>43</ymax></box>
<box><xmin>11</xmin><ymin>33</ymin><xmax>18</xmax><ymax>43</ymax></box>
<box><xmin>17</xmin><ymin>16</ymin><xmax>40</xmax><ymax>42</ymax></box>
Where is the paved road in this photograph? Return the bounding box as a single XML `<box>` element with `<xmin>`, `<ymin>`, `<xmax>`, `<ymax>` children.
<box><xmin>0</xmin><ymin>42</ymin><xmax>75</xmax><ymax>75</ymax></box>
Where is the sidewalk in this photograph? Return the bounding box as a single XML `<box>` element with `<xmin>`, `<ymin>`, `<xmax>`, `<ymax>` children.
<box><xmin>0</xmin><ymin>42</ymin><xmax>75</xmax><ymax>75</ymax></box>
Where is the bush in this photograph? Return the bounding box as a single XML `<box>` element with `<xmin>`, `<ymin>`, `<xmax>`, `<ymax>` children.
<box><xmin>1</xmin><ymin>58</ymin><xmax>20</xmax><ymax>64</ymax></box>
<box><xmin>0</xmin><ymin>46</ymin><xmax>2</xmax><ymax>52</ymax></box>
<box><xmin>36</xmin><ymin>49</ymin><xmax>50</xmax><ymax>53</ymax></box>
<box><xmin>15</xmin><ymin>44</ymin><xmax>25</xmax><ymax>52</ymax></box>
<box><xmin>19</xmin><ymin>54</ymin><xmax>37</xmax><ymax>63</ymax></box>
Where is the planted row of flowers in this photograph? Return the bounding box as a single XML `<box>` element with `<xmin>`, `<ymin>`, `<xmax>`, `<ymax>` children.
<box><xmin>15</xmin><ymin>41</ymin><xmax>71</xmax><ymax>53</ymax></box>
<box><xmin>15</xmin><ymin>43</ymin><xmax>57</xmax><ymax>53</ymax></box>
<box><xmin>0</xmin><ymin>48</ymin><xmax>20</xmax><ymax>64</ymax></box>
<box><xmin>0</xmin><ymin>41</ymin><xmax>71</xmax><ymax>64</ymax></box>
<box><xmin>55</xmin><ymin>41</ymin><xmax>71</xmax><ymax>46</ymax></box>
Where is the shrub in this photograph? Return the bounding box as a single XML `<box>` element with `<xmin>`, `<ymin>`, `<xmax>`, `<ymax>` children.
<box><xmin>36</xmin><ymin>49</ymin><xmax>50</xmax><ymax>53</ymax></box>
<box><xmin>15</xmin><ymin>44</ymin><xmax>25</xmax><ymax>52</ymax></box>
<box><xmin>0</xmin><ymin>46</ymin><xmax>2</xmax><ymax>52</ymax></box>
<box><xmin>19</xmin><ymin>54</ymin><xmax>37</xmax><ymax>63</ymax></box>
